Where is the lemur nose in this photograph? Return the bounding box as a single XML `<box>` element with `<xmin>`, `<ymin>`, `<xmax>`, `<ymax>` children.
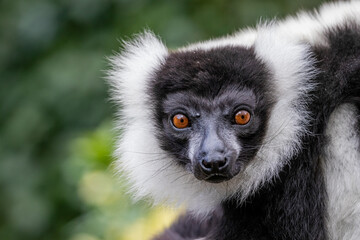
<box><xmin>200</xmin><ymin>155</ymin><xmax>228</xmax><ymax>174</ymax></box>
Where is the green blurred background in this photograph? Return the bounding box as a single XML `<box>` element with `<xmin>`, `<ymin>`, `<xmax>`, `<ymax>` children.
<box><xmin>0</xmin><ymin>0</ymin><xmax>324</xmax><ymax>239</ymax></box>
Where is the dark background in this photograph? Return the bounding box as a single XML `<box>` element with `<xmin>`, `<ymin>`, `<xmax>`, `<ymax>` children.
<box><xmin>0</xmin><ymin>0</ymin><xmax>324</xmax><ymax>239</ymax></box>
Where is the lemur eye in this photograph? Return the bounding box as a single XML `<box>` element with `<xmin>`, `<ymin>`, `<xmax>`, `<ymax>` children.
<box><xmin>234</xmin><ymin>110</ymin><xmax>251</xmax><ymax>125</ymax></box>
<box><xmin>172</xmin><ymin>114</ymin><xmax>190</xmax><ymax>129</ymax></box>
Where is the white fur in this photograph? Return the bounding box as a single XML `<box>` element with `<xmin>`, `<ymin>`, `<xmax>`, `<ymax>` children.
<box><xmin>109</xmin><ymin>1</ymin><xmax>360</xmax><ymax>217</ymax></box>
<box><xmin>181</xmin><ymin>28</ymin><xmax>257</xmax><ymax>51</ymax></box>
<box><xmin>233</xmin><ymin>27</ymin><xmax>317</xmax><ymax>200</ymax></box>
<box><xmin>322</xmin><ymin>104</ymin><xmax>360</xmax><ymax>240</ymax></box>
<box><xmin>274</xmin><ymin>1</ymin><xmax>360</xmax><ymax>47</ymax></box>
<box><xmin>107</xmin><ymin>31</ymin><xmax>168</xmax><ymax>119</ymax></box>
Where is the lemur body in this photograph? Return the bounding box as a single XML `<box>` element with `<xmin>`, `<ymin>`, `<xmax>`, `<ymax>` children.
<box><xmin>108</xmin><ymin>2</ymin><xmax>360</xmax><ymax>239</ymax></box>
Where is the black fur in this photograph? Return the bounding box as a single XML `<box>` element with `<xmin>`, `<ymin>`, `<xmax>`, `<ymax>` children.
<box><xmin>150</xmin><ymin>23</ymin><xmax>360</xmax><ymax>240</ymax></box>
<box><xmin>152</xmin><ymin>209</ymin><xmax>223</xmax><ymax>240</ymax></box>
<box><xmin>149</xmin><ymin>47</ymin><xmax>274</xmax><ymax>168</ymax></box>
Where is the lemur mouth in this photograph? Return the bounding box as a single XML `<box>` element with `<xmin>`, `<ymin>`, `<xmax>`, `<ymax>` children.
<box><xmin>204</xmin><ymin>174</ymin><xmax>231</xmax><ymax>183</ymax></box>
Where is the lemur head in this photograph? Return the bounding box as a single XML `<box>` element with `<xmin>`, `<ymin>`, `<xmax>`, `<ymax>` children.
<box><xmin>108</xmin><ymin>29</ymin><xmax>316</xmax><ymax>215</ymax></box>
<box><xmin>151</xmin><ymin>47</ymin><xmax>273</xmax><ymax>183</ymax></box>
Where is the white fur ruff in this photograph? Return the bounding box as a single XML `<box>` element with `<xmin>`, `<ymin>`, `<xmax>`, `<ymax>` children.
<box><xmin>322</xmin><ymin>104</ymin><xmax>360</xmax><ymax>240</ymax></box>
<box><xmin>108</xmin><ymin>1</ymin><xmax>360</xmax><ymax>216</ymax></box>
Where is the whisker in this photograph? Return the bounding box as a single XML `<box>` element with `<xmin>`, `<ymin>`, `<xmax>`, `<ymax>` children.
<box><xmin>170</xmin><ymin>172</ymin><xmax>192</xmax><ymax>184</ymax></box>
<box><xmin>135</xmin><ymin>157</ymin><xmax>169</xmax><ymax>167</ymax></box>
<box><xmin>121</xmin><ymin>150</ymin><xmax>168</xmax><ymax>155</ymax></box>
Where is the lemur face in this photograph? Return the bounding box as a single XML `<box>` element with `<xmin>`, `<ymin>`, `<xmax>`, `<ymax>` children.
<box><xmin>150</xmin><ymin>46</ymin><xmax>274</xmax><ymax>183</ymax></box>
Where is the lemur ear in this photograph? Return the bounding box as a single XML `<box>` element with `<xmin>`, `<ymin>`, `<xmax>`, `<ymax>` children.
<box><xmin>107</xmin><ymin>31</ymin><xmax>168</xmax><ymax>120</ymax></box>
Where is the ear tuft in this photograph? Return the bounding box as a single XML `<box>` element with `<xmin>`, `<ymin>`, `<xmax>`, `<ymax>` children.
<box><xmin>107</xmin><ymin>30</ymin><xmax>168</xmax><ymax>117</ymax></box>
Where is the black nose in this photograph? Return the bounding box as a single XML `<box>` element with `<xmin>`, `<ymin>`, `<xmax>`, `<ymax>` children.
<box><xmin>200</xmin><ymin>155</ymin><xmax>228</xmax><ymax>174</ymax></box>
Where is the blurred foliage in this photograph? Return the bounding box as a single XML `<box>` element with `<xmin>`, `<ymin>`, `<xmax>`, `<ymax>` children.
<box><xmin>0</xmin><ymin>0</ymin><xmax>323</xmax><ymax>239</ymax></box>
<box><xmin>62</xmin><ymin>124</ymin><xmax>180</xmax><ymax>240</ymax></box>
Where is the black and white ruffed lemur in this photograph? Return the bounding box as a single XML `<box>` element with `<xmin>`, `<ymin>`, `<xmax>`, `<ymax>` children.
<box><xmin>107</xmin><ymin>1</ymin><xmax>360</xmax><ymax>239</ymax></box>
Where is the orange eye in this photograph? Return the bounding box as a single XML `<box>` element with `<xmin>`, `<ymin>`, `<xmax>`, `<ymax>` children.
<box><xmin>172</xmin><ymin>114</ymin><xmax>189</xmax><ymax>129</ymax></box>
<box><xmin>235</xmin><ymin>110</ymin><xmax>251</xmax><ymax>125</ymax></box>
